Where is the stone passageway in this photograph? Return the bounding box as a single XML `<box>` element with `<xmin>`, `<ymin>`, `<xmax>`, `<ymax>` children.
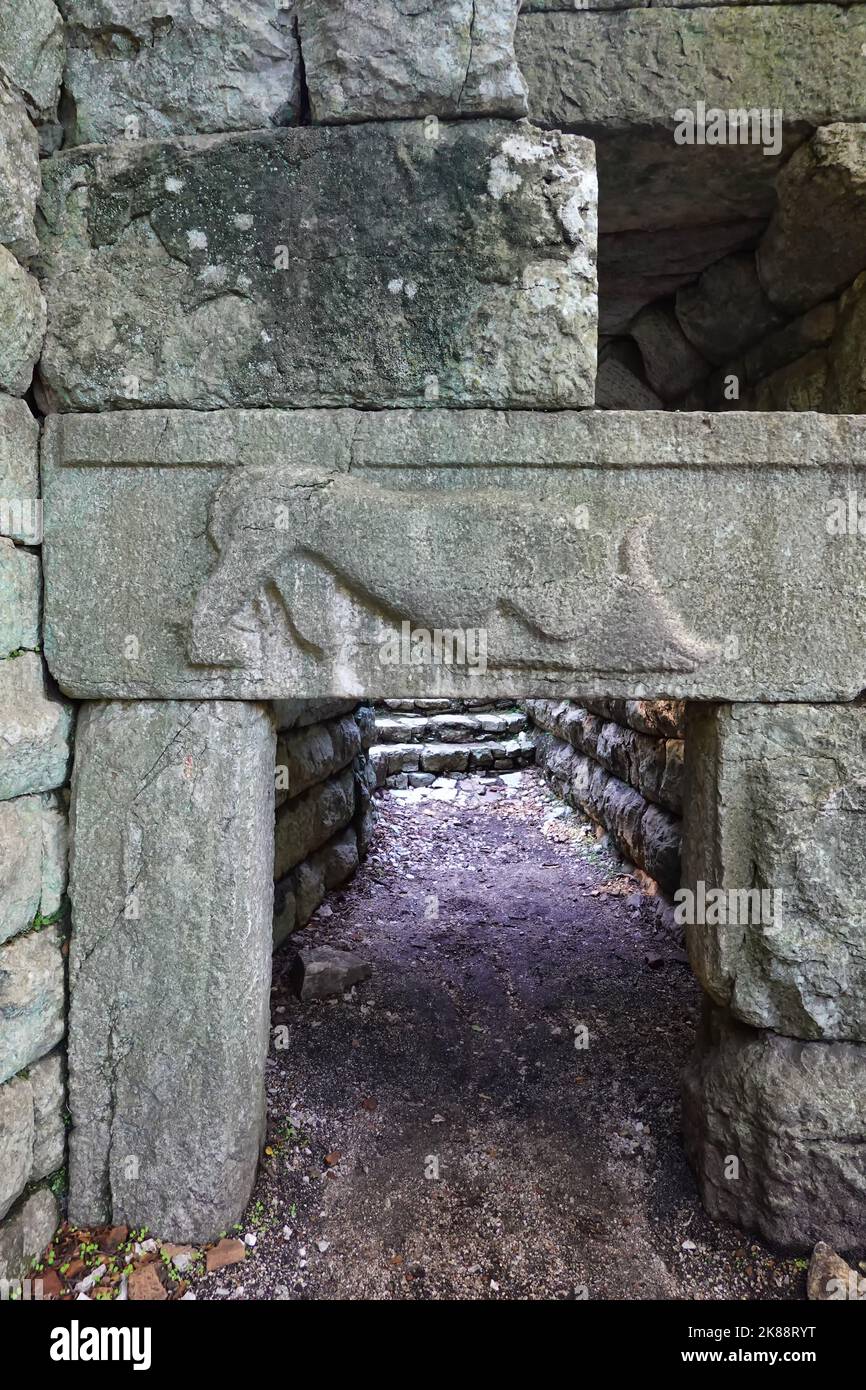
<box><xmin>202</xmin><ymin>772</ymin><xmax>803</xmax><ymax>1302</ymax></box>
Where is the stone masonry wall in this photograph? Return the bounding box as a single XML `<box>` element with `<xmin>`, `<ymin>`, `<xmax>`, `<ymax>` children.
<box><xmin>370</xmin><ymin>700</ymin><xmax>534</xmax><ymax>789</ymax></box>
<box><xmin>525</xmin><ymin>699</ymin><xmax>684</xmax><ymax>897</ymax></box>
<box><xmin>595</xmin><ymin>116</ymin><xmax>866</xmax><ymax>411</ymax></box>
<box><xmin>0</xmin><ymin>0</ymin><xmax>74</xmax><ymax>1284</ymax></box>
<box><xmin>273</xmin><ymin>700</ymin><xmax>377</xmax><ymax>947</ymax></box>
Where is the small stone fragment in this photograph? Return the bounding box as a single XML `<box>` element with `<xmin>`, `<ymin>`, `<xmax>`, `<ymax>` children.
<box><xmin>807</xmin><ymin>1242</ymin><xmax>860</xmax><ymax>1301</ymax></box>
<box><xmin>290</xmin><ymin>946</ymin><xmax>372</xmax><ymax>1002</ymax></box>
<box><xmin>205</xmin><ymin>1238</ymin><xmax>246</xmax><ymax>1273</ymax></box>
<box><xmin>128</xmin><ymin>1263</ymin><xmax>168</xmax><ymax>1301</ymax></box>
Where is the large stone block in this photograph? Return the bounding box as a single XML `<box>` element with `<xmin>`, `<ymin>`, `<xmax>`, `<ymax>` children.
<box><xmin>0</xmin><ymin>0</ymin><xmax>64</xmax><ymax>121</ymax></box>
<box><xmin>67</xmin><ymin>700</ymin><xmax>276</xmax><ymax>1243</ymax></box>
<box><xmin>39</xmin><ymin>791</ymin><xmax>68</xmax><ymax>921</ymax></box>
<box><xmin>0</xmin><ymin>536</ymin><xmax>40</xmax><ymax>658</ymax></box>
<box><xmin>0</xmin><ymin>1073</ymin><xmax>34</xmax><ymax>1220</ymax></box>
<box><xmin>0</xmin><ymin>88</ymin><xmax>40</xmax><ymax>260</ymax></box>
<box><xmin>272</xmin><ymin>698</ymin><xmax>359</xmax><ymax>732</ymax></box>
<box><xmin>0</xmin><ymin>397</ymin><xmax>40</xmax><ymax>543</ymax></box>
<box><xmin>683</xmin><ymin>702</ymin><xmax>866</xmax><ymax>1042</ymax></box>
<box><xmin>37</xmin><ymin>122</ymin><xmax>597</xmax><ymax>412</ymax></box>
<box><xmin>59</xmin><ymin>0</ymin><xmax>302</xmax><ymax>144</ymax></box>
<box><xmin>0</xmin><ymin>794</ymin><xmax>42</xmax><ymax>944</ymax></box>
<box><xmin>275</xmin><ymin>714</ymin><xmax>362</xmax><ymax>806</ymax></box>
<box><xmin>0</xmin><ymin>247</ymin><xmax>45</xmax><ymax>396</ymax></box>
<box><xmin>823</xmin><ymin>272</ymin><xmax>866</xmax><ymax>414</ymax></box>
<box><xmin>0</xmin><ymin>1188</ymin><xmax>57</xmax><ymax>1282</ymax></box>
<box><xmin>274</xmin><ymin>765</ymin><xmax>356</xmax><ymax>878</ymax></box>
<box><xmin>274</xmin><ymin>825</ymin><xmax>360</xmax><ymax>944</ymax></box>
<box><xmin>0</xmin><ymin>925</ymin><xmax>65</xmax><ymax>1085</ymax></box>
<box><xmin>683</xmin><ymin>1006</ymin><xmax>866</xmax><ymax>1253</ymax></box>
<box><xmin>298</xmin><ymin>0</ymin><xmax>527</xmax><ymax>123</ymax></box>
<box><xmin>516</xmin><ymin>6</ymin><xmax>866</xmax><ymax>132</ymax></box>
<box><xmin>0</xmin><ymin>1047</ymin><xmax>65</xmax><ymax>1223</ymax></box>
<box><xmin>40</xmin><ymin>407</ymin><xmax>866</xmax><ymax>702</ymax></box>
<box><xmin>0</xmin><ymin>653</ymin><xmax>74</xmax><ymax>801</ymax></box>
<box><xmin>29</xmin><ymin>1047</ymin><xmax>65</xmax><ymax>1179</ymax></box>
<box><xmin>675</xmin><ymin>254</ymin><xmax>783</xmax><ymax>366</ymax></box>
<box><xmin>758</xmin><ymin>124</ymin><xmax>866</xmax><ymax>316</ymax></box>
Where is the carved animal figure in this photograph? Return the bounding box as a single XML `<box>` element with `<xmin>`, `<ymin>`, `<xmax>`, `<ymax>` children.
<box><xmin>187</xmin><ymin>469</ymin><xmax>715</xmax><ymax>675</ymax></box>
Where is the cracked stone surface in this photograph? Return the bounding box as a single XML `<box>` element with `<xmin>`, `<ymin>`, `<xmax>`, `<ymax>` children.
<box><xmin>683</xmin><ymin>702</ymin><xmax>866</xmax><ymax>1042</ymax></box>
<box><xmin>36</xmin><ymin>121</ymin><xmax>597</xmax><ymax>411</ymax></box>
<box><xmin>0</xmin><ymin>924</ymin><xmax>66</xmax><ymax>1085</ymax></box>
<box><xmin>58</xmin><ymin>0</ymin><xmax>302</xmax><ymax>144</ymax></box>
<box><xmin>0</xmin><ymin>247</ymin><xmax>45</xmax><ymax>397</ymax></box>
<box><xmin>67</xmin><ymin>700</ymin><xmax>276</xmax><ymax>1243</ymax></box>
<box><xmin>683</xmin><ymin>1005</ymin><xmax>866</xmax><ymax>1253</ymax></box>
<box><xmin>0</xmin><ymin>88</ymin><xmax>41</xmax><ymax>261</ymax></box>
<box><xmin>298</xmin><ymin>0</ymin><xmax>527</xmax><ymax>123</ymax></box>
<box><xmin>0</xmin><ymin>0</ymin><xmax>65</xmax><ymax>121</ymax></box>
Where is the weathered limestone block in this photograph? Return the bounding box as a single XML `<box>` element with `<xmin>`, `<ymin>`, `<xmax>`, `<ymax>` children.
<box><xmin>759</xmin><ymin>124</ymin><xmax>866</xmax><ymax>316</ymax></box>
<box><xmin>0</xmin><ymin>794</ymin><xmax>42</xmax><ymax>944</ymax></box>
<box><xmin>0</xmin><ymin>653</ymin><xmax>74</xmax><ymax>801</ymax></box>
<box><xmin>517</xmin><ymin>6</ymin><xmax>866</xmax><ymax>131</ymax></box>
<box><xmin>272</xmin><ymin>698</ymin><xmax>359</xmax><ymax>732</ymax></box>
<box><xmin>0</xmin><ymin>536</ymin><xmax>40</xmax><ymax>658</ymax></box>
<box><xmin>68</xmin><ymin>701</ymin><xmax>276</xmax><ymax>1242</ymax></box>
<box><xmin>676</xmin><ymin>254</ymin><xmax>783</xmax><ymax>366</ymax></box>
<box><xmin>0</xmin><ymin>1073</ymin><xmax>34</xmax><ymax>1220</ymax></box>
<box><xmin>274</xmin><ymin>766</ymin><xmax>356</xmax><ymax>878</ymax></box>
<box><xmin>0</xmin><ymin>397</ymin><xmax>40</xmax><ymax>543</ymax></box>
<box><xmin>298</xmin><ymin>0</ymin><xmax>527</xmax><ymax>123</ymax></box>
<box><xmin>683</xmin><ymin>702</ymin><xmax>866</xmax><ymax>1042</ymax></box>
<box><xmin>274</xmin><ymin>825</ymin><xmax>359</xmax><ymax>944</ymax></box>
<box><xmin>29</xmin><ymin>1047</ymin><xmax>65</xmax><ymax>1179</ymax></box>
<box><xmin>0</xmin><ymin>247</ymin><xmax>45</xmax><ymax>396</ymax></box>
<box><xmin>750</xmin><ymin>350</ymin><xmax>829</xmax><ymax>412</ymax></box>
<box><xmin>275</xmin><ymin>714</ymin><xmax>362</xmax><ymax>806</ymax></box>
<box><xmin>0</xmin><ymin>0</ymin><xmax>65</xmax><ymax>121</ymax></box>
<box><xmin>823</xmin><ymin>272</ymin><xmax>866</xmax><ymax>413</ymax></box>
<box><xmin>683</xmin><ymin>1006</ymin><xmax>866</xmax><ymax>1252</ymax></box>
<box><xmin>0</xmin><ymin>925</ymin><xmax>65</xmax><ymax>1085</ymax></box>
<box><xmin>40</xmin><ymin>792</ymin><xmax>68</xmax><ymax>920</ymax></box>
<box><xmin>38</xmin><ymin>122</ymin><xmax>597</xmax><ymax>412</ymax></box>
<box><xmin>42</xmin><ymin>408</ymin><xmax>866</xmax><ymax>703</ymax></box>
<box><xmin>0</xmin><ymin>1188</ymin><xmax>57</xmax><ymax>1281</ymax></box>
<box><xmin>59</xmin><ymin>0</ymin><xmax>302</xmax><ymax>144</ymax></box>
<box><xmin>743</xmin><ymin>301</ymin><xmax>838</xmax><ymax>387</ymax></box>
<box><xmin>290</xmin><ymin>944</ymin><xmax>371</xmax><ymax>1001</ymax></box>
<box><xmin>0</xmin><ymin>88</ymin><xmax>40</xmax><ymax>260</ymax></box>
<box><xmin>627</xmin><ymin>303</ymin><xmax>709</xmax><ymax>402</ymax></box>
<box><xmin>580</xmin><ymin>697</ymin><xmax>686</xmax><ymax>740</ymax></box>
<box><xmin>595</xmin><ymin>357</ymin><xmax>662</xmax><ymax>410</ymax></box>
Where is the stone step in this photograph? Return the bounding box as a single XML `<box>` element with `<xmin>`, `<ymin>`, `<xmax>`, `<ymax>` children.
<box><xmin>370</xmin><ymin>735</ymin><xmax>535</xmax><ymax>785</ymax></box>
<box><xmin>374</xmin><ymin>710</ymin><xmax>528</xmax><ymax>744</ymax></box>
<box><xmin>380</xmin><ymin>699</ymin><xmax>517</xmax><ymax>712</ymax></box>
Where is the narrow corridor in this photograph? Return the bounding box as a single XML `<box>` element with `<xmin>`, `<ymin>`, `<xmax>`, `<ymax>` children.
<box><xmin>209</xmin><ymin>772</ymin><xmax>804</xmax><ymax>1301</ymax></box>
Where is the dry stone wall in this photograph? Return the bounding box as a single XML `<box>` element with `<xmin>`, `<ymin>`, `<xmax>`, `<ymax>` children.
<box><xmin>0</xmin><ymin>3</ymin><xmax>74</xmax><ymax>1281</ymax></box>
<box><xmin>273</xmin><ymin>701</ymin><xmax>376</xmax><ymax>947</ymax></box>
<box><xmin>525</xmin><ymin>698</ymin><xmax>684</xmax><ymax>897</ymax></box>
<box><xmin>596</xmin><ymin>114</ymin><xmax>866</xmax><ymax>410</ymax></box>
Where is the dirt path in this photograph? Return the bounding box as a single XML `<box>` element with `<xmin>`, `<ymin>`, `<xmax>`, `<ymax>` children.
<box><xmin>203</xmin><ymin>771</ymin><xmax>805</xmax><ymax>1301</ymax></box>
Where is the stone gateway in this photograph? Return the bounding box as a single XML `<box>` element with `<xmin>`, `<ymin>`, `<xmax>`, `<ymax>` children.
<box><xmin>2</xmin><ymin>0</ymin><xmax>866</xmax><ymax>1295</ymax></box>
